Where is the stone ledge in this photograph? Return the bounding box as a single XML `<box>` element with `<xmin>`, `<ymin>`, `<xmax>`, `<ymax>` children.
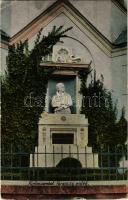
<box><xmin>2</xmin><ymin>185</ymin><xmax>127</xmax><ymax>195</ymax></box>
<box><xmin>39</xmin><ymin>113</ymin><xmax>88</xmax><ymax>125</ymax></box>
<box><xmin>2</xmin><ymin>185</ymin><xmax>128</xmax><ymax>200</ymax></box>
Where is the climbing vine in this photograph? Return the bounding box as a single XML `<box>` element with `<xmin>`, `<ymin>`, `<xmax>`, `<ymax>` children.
<box><xmin>1</xmin><ymin>26</ymin><xmax>72</xmax><ymax>151</ymax></box>
<box><xmin>79</xmin><ymin>70</ymin><xmax>127</xmax><ymax>151</ymax></box>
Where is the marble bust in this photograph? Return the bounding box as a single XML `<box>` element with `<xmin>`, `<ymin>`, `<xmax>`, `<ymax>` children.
<box><xmin>51</xmin><ymin>83</ymin><xmax>72</xmax><ymax>113</ymax></box>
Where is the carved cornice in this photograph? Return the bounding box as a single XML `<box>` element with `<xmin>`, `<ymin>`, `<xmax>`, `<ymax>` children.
<box><xmin>40</xmin><ymin>62</ymin><xmax>91</xmax><ymax>71</ymax></box>
<box><xmin>111</xmin><ymin>46</ymin><xmax>127</xmax><ymax>57</ymax></box>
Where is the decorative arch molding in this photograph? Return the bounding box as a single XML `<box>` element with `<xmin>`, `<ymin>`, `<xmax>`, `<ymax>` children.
<box><xmin>67</xmin><ymin>36</ymin><xmax>95</xmax><ymax>68</ymax></box>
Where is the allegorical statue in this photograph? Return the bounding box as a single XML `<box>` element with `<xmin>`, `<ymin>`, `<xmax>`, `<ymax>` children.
<box><xmin>51</xmin><ymin>83</ymin><xmax>72</xmax><ymax>113</ymax></box>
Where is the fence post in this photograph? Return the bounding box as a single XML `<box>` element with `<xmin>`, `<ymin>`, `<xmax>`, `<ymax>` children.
<box><xmin>107</xmin><ymin>146</ymin><xmax>110</xmax><ymax>180</ymax></box>
<box><xmin>114</xmin><ymin>146</ymin><xmax>118</xmax><ymax>180</ymax></box>
<box><xmin>77</xmin><ymin>145</ymin><xmax>79</xmax><ymax>161</ymax></box>
<box><xmin>32</xmin><ymin>153</ymin><xmax>34</xmax><ymax>167</ymax></box>
<box><xmin>45</xmin><ymin>145</ymin><xmax>47</xmax><ymax>167</ymax></box>
<box><xmin>85</xmin><ymin>146</ymin><xmax>87</xmax><ymax>181</ymax></box>
<box><xmin>69</xmin><ymin>145</ymin><xmax>71</xmax><ymax>157</ymax></box>
<box><xmin>61</xmin><ymin>145</ymin><xmax>63</xmax><ymax>160</ymax></box>
<box><xmin>2</xmin><ymin>144</ymin><xmax>4</xmax><ymax>179</ymax></box>
<box><xmin>122</xmin><ymin>145</ymin><xmax>125</xmax><ymax>180</ymax></box>
<box><xmin>37</xmin><ymin>145</ymin><xmax>38</xmax><ymax>167</ymax></box>
<box><xmin>93</xmin><ymin>149</ymin><xmax>95</xmax><ymax>181</ymax></box>
<box><xmin>100</xmin><ymin>146</ymin><xmax>103</xmax><ymax>180</ymax></box>
<box><xmin>53</xmin><ymin>145</ymin><xmax>55</xmax><ymax>167</ymax></box>
<box><xmin>11</xmin><ymin>143</ymin><xmax>13</xmax><ymax>180</ymax></box>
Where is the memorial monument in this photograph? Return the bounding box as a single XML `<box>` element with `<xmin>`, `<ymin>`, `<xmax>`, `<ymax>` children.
<box><xmin>30</xmin><ymin>46</ymin><xmax>99</xmax><ymax>168</ymax></box>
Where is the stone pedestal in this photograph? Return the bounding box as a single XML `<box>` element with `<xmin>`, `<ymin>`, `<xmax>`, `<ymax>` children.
<box><xmin>30</xmin><ymin>113</ymin><xmax>98</xmax><ymax>168</ymax></box>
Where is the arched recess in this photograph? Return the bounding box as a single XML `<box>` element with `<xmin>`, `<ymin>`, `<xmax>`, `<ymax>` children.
<box><xmin>56</xmin><ymin>157</ymin><xmax>82</xmax><ymax>168</ymax></box>
<box><xmin>44</xmin><ymin>36</ymin><xmax>94</xmax><ymax>113</ymax></box>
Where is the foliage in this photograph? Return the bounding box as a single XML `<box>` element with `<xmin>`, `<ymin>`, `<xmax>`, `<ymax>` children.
<box><xmin>79</xmin><ymin>70</ymin><xmax>127</xmax><ymax>151</ymax></box>
<box><xmin>1</xmin><ymin>26</ymin><xmax>72</xmax><ymax>152</ymax></box>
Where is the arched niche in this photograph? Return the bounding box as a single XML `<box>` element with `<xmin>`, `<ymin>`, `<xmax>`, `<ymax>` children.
<box><xmin>43</xmin><ymin>37</ymin><xmax>93</xmax><ymax>114</ymax></box>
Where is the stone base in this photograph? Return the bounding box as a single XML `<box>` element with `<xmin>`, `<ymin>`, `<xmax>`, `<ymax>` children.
<box><xmin>30</xmin><ymin>113</ymin><xmax>99</xmax><ymax>168</ymax></box>
<box><xmin>30</xmin><ymin>144</ymin><xmax>98</xmax><ymax>168</ymax></box>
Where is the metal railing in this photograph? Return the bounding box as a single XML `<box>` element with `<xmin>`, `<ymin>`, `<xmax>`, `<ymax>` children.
<box><xmin>1</xmin><ymin>144</ymin><xmax>127</xmax><ymax>181</ymax></box>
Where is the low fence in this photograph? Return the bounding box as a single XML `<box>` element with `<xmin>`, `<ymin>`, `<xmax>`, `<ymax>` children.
<box><xmin>1</xmin><ymin>144</ymin><xmax>127</xmax><ymax>181</ymax></box>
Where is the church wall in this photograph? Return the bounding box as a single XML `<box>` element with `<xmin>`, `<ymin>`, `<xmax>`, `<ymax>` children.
<box><xmin>0</xmin><ymin>48</ymin><xmax>8</xmax><ymax>75</ymax></box>
<box><xmin>111</xmin><ymin>54</ymin><xmax>127</xmax><ymax>118</ymax></box>
<box><xmin>1</xmin><ymin>0</ymin><xmax>126</xmax><ymax>41</ymax></box>
<box><xmin>111</xmin><ymin>1</ymin><xmax>127</xmax><ymax>42</ymax></box>
<box><xmin>1</xmin><ymin>0</ymin><xmax>56</xmax><ymax>37</ymax></box>
<box><xmin>1</xmin><ymin>1</ymin><xmax>12</xmax><ymax>36</ymax></box>
<box><xmin>70</xmin><ymin>0</ymin><xmax>127</xmax><ymax>42</ymax></box>
<box><xmin>70</xmin><ymin>0</ymin><xmax>112</xmax><ymax>41</ymax></box>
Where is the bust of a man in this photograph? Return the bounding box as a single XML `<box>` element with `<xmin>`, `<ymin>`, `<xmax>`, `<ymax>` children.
<box><xmin>51</xmin><ymin>83</ymin><xmax>72</xmax><ymax>113</ymax></box>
